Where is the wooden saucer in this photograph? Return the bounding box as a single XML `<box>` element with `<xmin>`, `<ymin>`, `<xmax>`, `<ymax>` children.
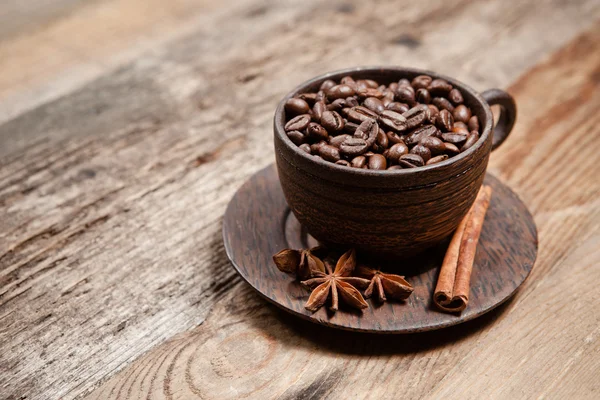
<box><xmin>223</xmin><ymin>164</ymin><xmax>537</xmax><ymax>333</ymax></box>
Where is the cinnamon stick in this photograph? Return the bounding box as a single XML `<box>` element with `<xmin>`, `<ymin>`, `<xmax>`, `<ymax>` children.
<box><xmin>434</xmin><ymin>185</ymin><xmax>493</xmax><ymax>313</ymax></box>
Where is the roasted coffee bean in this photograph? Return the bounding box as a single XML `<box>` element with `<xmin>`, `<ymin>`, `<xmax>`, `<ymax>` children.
<box><xmin>343</xmin><ymin>120</ymin><xmax>359</xmax><ymax>134</ymax></box>
<box><xmin>372</xmin><ymin>129</ymin><xmax>389</xmax><ymax>152</ymax></box>
<box><xmin>453</xmin><ymin>104</ymin><xmax>472</xmax><ymax>123</ymax></box>
<box><xmin>319</xmin><ymin>144</ymin><xmax>341</xmax><ymax>162</ymax></box>
<box><xmin>386</xmin><ymin>131</ymin><xmax>404</xmax><ymax>145</ymax></box>
<box><xmin>364</xmin><ymin>151</ymin><xmax>376</xmax><ymax>157</ymax></box>
<box><xmin>441</xmin><ymin>132</ymin><xmax>468</xmax><ymax>145</ymax></box>
<box><xmin>297</xmin><ymin>92</ymin><xmax>317</xmax><ymax>104</ymax></box>
<box><xmin>411</xmin><ymin>75</ymin><xmax>432</xmax><ymax>89</ymax></box>
<box><xmin>355</xmin><ymin>119</ymin><xmax>379</xmax><ymax>147</ymax></box>
<box><xmin>312</xmin><ymin>101</ymin><xmax>326</xmax><ymax>122</ymax></box>
<box><xmin>327</xmin><ymin>98</ymin><xmax>346</xmax><ymax>111</ymax></box>
<box><xmin>327</xmin><ymin>84</ymin><xmax>355</xmax><ymax>100</ymax></box>
<box><xmin>387</xmin><ymin>142</ymin><xmax>409</xmax><ymax>163</ymax></box>
<box><xmin>379</xmin><ymin>110</ymin><xmax>408</xmax><ymax>131</ymax></box>
<box><xmin>405</xmin><ymin>125</ymin><xmax>438</xmax><ymax>146</ymax></box>
<box><xmin>321</xmin><ymin>111</ymin><xmax>345</xmax><ymax>132</ymax></box>
<box><xmin>453</xmin><ymin>121</ymin><xmax>469</xmax><ymax>132</ymax></box>
<box><xmin>357</xmin><ymin>88</ymin><xmax>383</xmax><ymax>99</ymax></box>
<box><xmin>427</xmin><ymin>104</ymin><xmax>439</xmax><ymax>124</ymax></box>
<box><xmin>340</xmin><ymin>137</ymin><xmax>369</xmax><ymax>157</ymax></box>
<box><xmin>387</xmin><ymin>165</ymin><xmax>404</xmax><ymax>170</ymax></box>
<box><xmin>416</xmin><ymin>88</ymin><xmax>431</xmax><ymax>104</ymax></box>
<box><xmin>468</xmin><ymin>115</ymin><xmax>480</xmax><ymax>133</ymax></box>
<box><xmin>319</xmin><ymin>79</ymin><xmax>336</xmax><ymax>92</ymax></box>
<box><xmin>399</xmin><ymin>153</ymin><xmax>424</xmax><ymax>168</ymax></box>
<box><xmin>363</xmin><ymin>97</ymin><xmax>385</xmax><ymax>114</ymax></box>
<box><xmin>285</xmin><ymin>98</ymin><xmax>310</xmax><ymax>115</ymax></box>
<box><xmin>346</xmin><ymin>106</ymin><xmax>379</xmax><ymax>123</ymax></box>
<box><xmin>358</xmin><ymin>79</ymin><xmax>379</xmax><ymax>89</ymax></box>
<box><xmin>432</xmin><ymin>97</ymin><xmax>455</xmax><ymax>112</ymax></box>
<box><xmin>285</xmin><ymin>114</ymin><xmax>311</xmax><ymax>131</ymax></box>
<box><xmin>444</xmin><ymin>142</ymin><xmax>460</xmax><ymax>154</ymax></box>
<box><xmin>426</xmin><ymin>154</ymin><xmax>449</xmax><ymax>165</ymax></box>
<box><xmin>341</xmin><ymin>76</ymin><xmax>358</xmax><ymax>91</ymax></box>
<box><xmin>420</xmin><ymin>136</ymin><xmax>446</xmax><ymax>154</ymax></box>
<box><xmin>448</xmin><ymin>88</ymin><xmax>464</xmax><ymax>105</ymax></box>
<box><xmin>306</xmin><ymin>122</ymin><xmax>329</xmax><ymax>142</ymax></box>
<box><xmin>310</xmin><ymin>140</ymin><xmax>327</xmax><ymax>154</ymax></box>
<box><xmin>461</xmin><ymin>131</ymin><xmax>480</xmax><ymax>152</ymax></box>
<box><xmin>428</xmin><ymin>79</ymin><xmax>453</xmax><ymax>95</ymax></box>
<box><xmin>395</xmin><ymin>86</ymin><xmax>416</xmax><ymax>106</ymax></box>
<box><xmin>436</xmin><ymin>109</ymin><xmax>454</xmax><ymax>132</ymax></box>
<box><xmin>410</xmin><ymin>144</ymin><xmax>431</xmax><ymax>162</ymax></box>
<box><xmin>329</xmin><ymin>134</ymin><xmax>352</xmax><ymax>148</ymax></box>
<box><xmin>368</xmin><ymin>154</ymin><xmax>387</xmax><ymax>170</ymax></box>
<box><xmin>403</xmin><ymin>104</ymin><xmax>429</xmax><ymax>129</ymax></box>
<box><xmin>286</xmin><ymin>130</ymin><xmax>305</xmax><ymax>146</ymax></box>
<box><xmin>398</xmin><ymin>79</ymin><xmax>411</xmax><ymax>87</ymax></box>
<box><xmin>335</xmin><ymin>160</ymin><xmax>351</xmax><ymax>167</ymax></box>
<box><xmin>386</xmin><ymin>102</ymin><xmax>410</xmax><ymax>114</ymax></box>
<box><xmin>382</xmin><ymin>89</ymin><xmax>395</xmax><ymax>106</ymax></box>
<box><xmin>299</xmin><ymin>143</ymin><xmax>312</xmax><ymax>154</ymax></box>
<box><xmin>351</xmin><ymin>155</ymin><xmax>367</xmax><ymax>168</ymax></box>
<box><xmin>315</xmin><ymin>90</ymin><xmax>327</xmax><ymax>102</ymax></box>
<box><xmin>346</xmin><ymin>97</ymin><xmax>360</xmax><ymax>107</ymax></box>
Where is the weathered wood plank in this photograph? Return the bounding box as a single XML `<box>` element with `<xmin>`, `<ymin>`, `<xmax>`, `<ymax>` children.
<box><xmin>0</xmin><ymin>0</ymin><xmax>599</xmax><ymax>399</ymax></box>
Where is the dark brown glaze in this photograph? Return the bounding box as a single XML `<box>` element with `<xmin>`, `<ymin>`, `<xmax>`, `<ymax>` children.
<box><xmin>222</xmin><ymin>165</ymin><xmax>537</xmax><ymax>333</ymax></box>
<box><xmin>274</xmin><ymin>67</ymin><xmax>516</xmax><ymax>259</ymax></box>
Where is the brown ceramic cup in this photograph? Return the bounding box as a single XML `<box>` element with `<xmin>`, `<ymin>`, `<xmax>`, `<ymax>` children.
<box><xmin>274</xmin><ymin>67</ymin><xmax>516</xmax><ymax>260</ymax></box>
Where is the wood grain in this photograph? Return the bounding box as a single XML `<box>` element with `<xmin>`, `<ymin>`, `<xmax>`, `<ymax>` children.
<box><xmin>0</xmin><ymin>0</ymin><xmax>599</xmax><ymax>399</ymax></box>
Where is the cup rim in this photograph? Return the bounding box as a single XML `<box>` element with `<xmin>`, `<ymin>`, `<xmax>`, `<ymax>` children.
<box><xmin>274</xmin><ymin>66</ymin><xmax>494</xmax><ymax>177</ymax></box>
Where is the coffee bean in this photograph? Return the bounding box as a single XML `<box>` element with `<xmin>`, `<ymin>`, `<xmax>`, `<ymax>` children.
<box><xmin>320</xmin><ymin>79</ymin><xmax>336</xmax><ymax>92</ymax></box>
<box><xmin>335</xmin><ymin>160</ymin><xmax>351</xmax><ymax>167</ymax></box>
<box><xmin>379</xmin><ymin>110</ymin><xmax>408</xmax><ymax>131</ymax></box>
<box><xmin>319</xmin><ymin>144</ymin><xmax>341</xmax><ymax>162</ymax></box>
<box><xmin>441</xmin><ymin>132</ymin><xmax>468</xmax><ymax>145</ymax></box>
<box><xmin>321</xmin><ymin>111</ymin><xmax>345</xmax><ymax>132</ymax></box>
<box><xmin>436</xmin><ymin>109</ymin><xmax>454</xmax><ymax>132</ymax></box>
<box><xmin>299</xmin><ymin>143</ymin><xmax>312</xmax><ymax>154</ymax></box>
<box><xmin>358</xmin><ymin>79</ymin><xmax>379</xmax><ymax>89</ymax></box>
<box><xmin>386</xmin><ymin>131</ymin><xmax>404</xmax><ymax>145</ymax></box>
<box><xmin>410</xmin><ymin>144</ymin><xmax>431</xmax><ymax>162</ymax></box>
<box><xmin>411</xmin><ymin>75</ymin><xmax>432</xmax><ymax>89</ymax></box>
<box><xmin>341</xmin><ymin>76</ymin><xmax>358</xmax><ymax>91</ymax></box>
<box><xmin>387</xmin><ymin>165</ymin><xmax>404</xmax><ymax>170</ymax></box>
<box><xmin>315</xmin><ymin>90</ymin><xmax>327</xmax><ymax>102</ymax></box>
<box><xmin>285</xmin><ymin>98</ymin><xmax>310</xmax><ymax>115</ymax></box>
<box><xmin>382</xmin><ymin>89</ymin><xmax>395</xmax><ymax>106</ymax></box>
<box><xmin>426</xmin><ymin>154</ymin><xmax>449</xmax><ymax>165</ymax></box>
<box><xmin>311</xmin><ymin>141</ymin><xmax>327</xmax><ymax>154</ymax></box>
<box><xmin>386</xmin><ymin>102</ymin><xmax>410</xmax><ymax>114</ymax></box>
<box><xmin>298</xmin><ymin>92</ymin><xmax>317</xmax><ymax>104</ymax></box>
<box><xmin>368</xmin><ymin>154</ymin><xmax>387</xmax><ymax>170</ymax></box>
<box><xmin>372</xmin><ymin>129</ymin><xmax>389</xmax><ymax>152</ymax></box>
<box><xmin>420</xmin><ymin>136</ymin><xmax>446</xmax><ymax>154</ymax></box>
<box><xmin>357</xmin><ymin>88</ymin><xmax>384</xmax><ymax>99</ymax></box>
<box><xmin>364</xmin><ymin>151</ymin><xmax>376</xmax><ymax>157</ymax></box>
<box><xmin>395</xmin><ymin>86</ymin><xmax>416</xmax><ymax>106</ymax></box>
<box><xmin>285</xmin><ymin>114</ymin><xmax>311</xmax><ymax>131</ymax></box>
<box><xmin>327</xmin><ymin>98</ymin><xmax>346</xmax><ymax>111</ymax></box>
<box><xmin>398</xmin><ymin>79</ymin><xmax>411</xmax><ymax>87</ymax></box>
<box><xmin>340</xmin><ymin>138</ymin><xmax>369</xmax><ymax>157</ymax></box>
<box><xmin>306</xmin><ymin>122</ymin><xmax>329</xmax><ymax>142</ymax></box>
<box><xmin>461</xmin><ymin>131</ymin><xmax>480</xmax><ymax>152</ymax></box>
<box><xmin>345</xmin><ymin>97</ymin><xmax>360</xmax><ymax>107</ymax></box>
<box><xmin>399</xmin><ymin>154</ymin><xmax>424</xmax><ymax>168</ymax></box>
<box><xmin>346</xmin><ymin>106</ymin><xmax>379</xmax><ymax>123</ymax></box>
<box><xmin>403</xmin><ymin>104</ymin><xmax>429</xmax><ymax>129</ymax></box>
<box><xmin>468</xmin><ymin>115</ymin><xmax>480</xmax><ymax>133</ymax></box>
<box><xmin>312</xmin><ymin>101</ymin><xmax>326</xmax><ymax>122</ymax></box>
<box><xmin>355</xmin><ymin>119</ymin><xmax>379</xmax><ymax>147</ymax></box>
<box><xmin>363</xmin><ymin>97</ymin><xmax>385</xmax><ymax>113</ymax></box>
<box><xmin>428</xmin><ymin>79</ymin><xmax>453</xmax><ymax>95</ymax></box>
<box><xmin>416</xmin><ymin>88</ymin><xmax>431</xmax><ymax>104</ymax></box>
<box><xmin>387</xmin><ymin>142</ymin><xmax>409</xmax><ymax>163</ymax></box>
<box><xmin>453</xmin><ymin>104</ymin><xmax>472</xmax><ymax>123</ymax></box>
<box><xmin>452</xmin><ymin>124</ymin><xmax>469</xmax><ymax>135</ymax></box>
<box><xmin>443</xmin><ymin>142</ymin><xmax>460</xmax><ymax>154</ymax></box>
<box><xmin>329</xmin><ymin>134</ymin><xmax>352</xmax><ymax>148</ymax></box>
<box><xmin>448</xmin><ymin>88</ymin><xmax>464</xmax><ymax>105</ymax></box>
<box><xmin>427</xmin><ymin>104</ymin><xmax>439</xmax><ymax>124</ymax></box>
<box><xmin>432</xmin><ymin>97</ymin><xmax>455</xmax><ymax>112</ymax></box>
<box><xmin>286</xmin><ymin>130</ymin><xmax>305</xmax><ymax>145</ymax></box>
<box><xmin>327</xmin><ymin>84</ymin><xmax>356</xmax><ymax>100</ymax></box>
<box><xmin>343</xmin><ymin>121</ymin><xmax>359</xmax><ymax>134</ymax></box>
<box><xmin>405</xmin><ymin>125</ymin><xmax>438</xmax><ymax>146</ymax></box>
<box><xmin>351</xmin><ymin>155</ymin><xmax>367</xmax><ymax>168</ymax></box>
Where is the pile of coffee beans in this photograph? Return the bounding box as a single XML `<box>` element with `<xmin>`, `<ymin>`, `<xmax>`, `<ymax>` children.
<box><xmin>283</xmin><ymin>75</ymin><xmax>481</xmax><ymax>170</ymax></box>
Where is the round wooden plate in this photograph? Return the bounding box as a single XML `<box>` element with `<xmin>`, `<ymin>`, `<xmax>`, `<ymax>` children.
<box><xmin>223</xmin><ymin>164</ymin><xmax>538</xmax><ymax>333</ymax></box>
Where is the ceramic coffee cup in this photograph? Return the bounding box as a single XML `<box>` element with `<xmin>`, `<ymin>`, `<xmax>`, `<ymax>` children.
<box><xmin>274</xmin><ymin>67</ymin><xmax>516</xmax><ymax>260</ymax></box>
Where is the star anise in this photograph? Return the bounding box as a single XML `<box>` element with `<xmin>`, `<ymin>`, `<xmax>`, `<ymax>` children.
<box><xmin>273</xmin><ymin>246</ymin><xmax>326</xmax><ymax>280</ymax></box>
<box><xmin>301</xmin><ymin>249</ymin><xmax>371</xmax><ymax>312</ymax></box>
<box><xmin>356</xmin><ymin>266</ymin><xmax>414</xmax><ymax>302</ymax></box>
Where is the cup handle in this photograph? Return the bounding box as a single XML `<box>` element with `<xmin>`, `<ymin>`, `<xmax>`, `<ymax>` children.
<box><xmin>481</xmin><ymin>89</ymin><xmax>517</xmax><ymax>151</ymax></box>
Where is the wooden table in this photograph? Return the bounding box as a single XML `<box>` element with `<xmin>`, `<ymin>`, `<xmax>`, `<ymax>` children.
<box><xmin>1</xmin><ymin>1</ymin><xmax>599</xmax><ymax>399</ymax></box>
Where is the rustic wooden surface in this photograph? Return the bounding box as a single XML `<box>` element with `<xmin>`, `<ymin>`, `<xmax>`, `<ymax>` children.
<box><xmin>223</xmin><ymin>167</ymin><xmax>538</xmax><ymax>333</ymax></box>
<box><xmin>0</xmin><ymin>0</ymin><xmax>599</xmax><ymax>399</ymax></box>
